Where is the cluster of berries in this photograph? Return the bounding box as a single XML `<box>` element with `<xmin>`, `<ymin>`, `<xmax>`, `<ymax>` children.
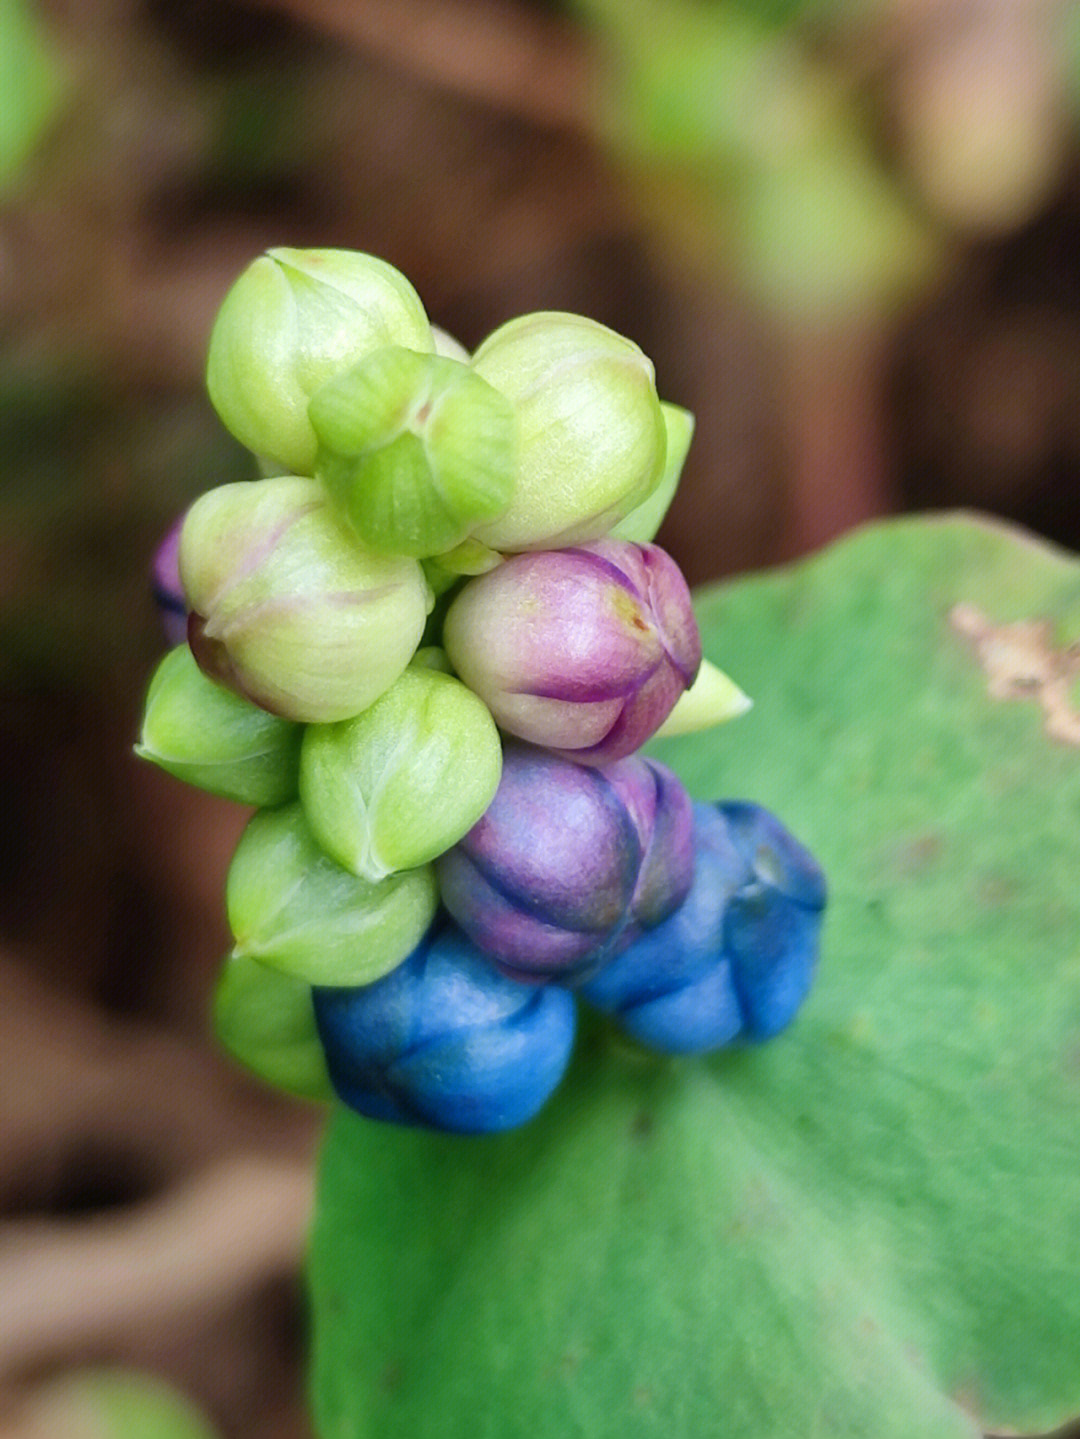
<box><xmin>139</xmin><ymin>248</ymin><xmax>826</xmax><ymax>1134</ymax></box>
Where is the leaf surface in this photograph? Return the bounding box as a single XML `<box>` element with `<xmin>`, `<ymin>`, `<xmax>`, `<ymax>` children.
<box><xmin>311</xmin><ymin>515</ymin><xmax>1080</xmax><ymax>1439</ymax></box>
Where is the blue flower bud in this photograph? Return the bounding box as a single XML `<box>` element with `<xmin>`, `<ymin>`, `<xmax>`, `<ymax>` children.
<box><xmin>581</xmin><ymin>802</ymin><xmax>826</xmax><ymax>1051</ymax></box>
<box><xmin>312</xmin><ymin>923</ymin><xmax>577</xmax><ymax>1133</ymax></box>
<box><xmin>436</xmin><ymin>746</ymin><xmax>691</xmax><ymax>983</ymax></box>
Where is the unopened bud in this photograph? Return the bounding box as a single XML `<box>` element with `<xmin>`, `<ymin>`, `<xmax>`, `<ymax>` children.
<box><xmin>180</xmin><ymin>476</ymin><xmax>429</xmax><ymax>723</ymax></box>
<box><xmin>213</xmin><ymin>950</ymin><xmax>331</xmax><ymax>1100</ymax></box>
<box><xmin>436</xmin><ymin>744</ymin><xmax>645</xmax><ymax>982</ymax></box>
<box><xmin>300</xmin><ymin>663</ymin><xmax>502</xmax><ymax>881</ymax></box>
<box><xmin>652</xmin><ymin>659</ymin><xmax>752</xmax><ymax>739</ymax></box>
<box><xmin>611</xmin><ymin>402</ymin><xmax>694</xmax><ymax>544</ymax></box>
<box><xmin>226</xmin><ymin>802</ymin><xmax>438</xmax><ymax>987</ymax></box>
<box><xmin>582</xmin><ymin>802</ymin><xmax>826</xmax><ymax>1050</ymax></box>
<box><xmin>470</xmin><ymin>312</ymin><xmax>667</xmax><ymax>550</ymax></box>
<box><xmin>313</xmin><ymin>922</ymin><xmax>577</xmax><ymax>1132</ymax></box>
<box><xmin>136</xmin><ymin>644</ymin><xmax>301</xmax><ymax>806</ymax></box>
<box><xmin>207</xmin><ymin>248</ymin><xmax>433</xmax><ymax>474</ymax></box>
<box><xmin>310</xmin><ymin>346</ymin><xmax>515</xmax><ymax>557</ymax></box>
<box><xmin>443</xmin><ymin>539</ymin><xmax>700</xmax><ymax>763</ymax></box>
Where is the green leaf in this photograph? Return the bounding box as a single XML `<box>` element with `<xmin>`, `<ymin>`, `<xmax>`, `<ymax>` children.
<box><xmin>309</xmin><ymin>515</ymin><xmax>1080</xmax><ymax>1439</ymax></box>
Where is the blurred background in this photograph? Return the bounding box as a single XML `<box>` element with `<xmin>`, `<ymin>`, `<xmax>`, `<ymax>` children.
<box><xmin>2</xmin><ymin>0</ymin><xmax>1080</xmax><ymax>1434</ymax></box>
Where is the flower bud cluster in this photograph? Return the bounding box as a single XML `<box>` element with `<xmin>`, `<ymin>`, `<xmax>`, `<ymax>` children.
<box><xmin>138</xmin><ymin>247</ymin><xmax>823</xmax><ymax>1133</ymax></box>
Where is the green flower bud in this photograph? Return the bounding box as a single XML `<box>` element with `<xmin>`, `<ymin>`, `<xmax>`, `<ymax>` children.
<box><xmin>213</xmin><ymin>949</ymin><xmax>331</xmax><ymax>1101</ymax></box>
<box><xmin>431</xmin><ymin>325</ymin><xmax>470</xmax><ymax>362</ymax></box>
<box><xmin>227</xmin><ymin>802</ymin><xmax>438</xmax><ymax>986</ymax></box>
<box><xmin>207</xmin><ymin>248</ymin><xmax>433</xmax><ymax>475</ymax></box>
<box><xmin>651</xmin><ymin>658</ymin><xmax>752</xmax><ymax>739</ymax></box>
<box><xmin>300</xmin><ymin>664</ymin><xmax>502</xmax><ymax>881</ymax></box>
<box><xmin>611</xmin><ymin>402</ymin><xmax>694</xmax><ymax>544</ymax></box>
<box><xmin>470</xmin><ymin>312</ymin><xmax>667</xmax><ymax>551</ymax></box>
<box><xmin>136</xmin><ymin>645</ymin><xmax>301</xmax><ymax>805</ymax></box>
<box><xmin>310</xmin><ymin>346</ymin><xmax>515</xmax><ymax>557</ymax></box>
<box><xmin>180</xmin><ymin>476</ymin><xmax>429</xmax><ymax>723</ymax></box>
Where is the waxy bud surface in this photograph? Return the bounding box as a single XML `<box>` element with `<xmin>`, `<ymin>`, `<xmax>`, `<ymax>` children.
<box><xmin>582</xmin><ymin>802</ymin><xmax>826</xmax><ymax>1050</ymax></box>
<box><xmin>313</xmin><ymin>923</ymin><xmax>577</xmax><ymax>1133</ymax></box>
<box><xmin>470</xmin><ymin>312</ymin><xmax>667</xmax><ymax>550</ymax></box>
<box><xmin>180</xmin><ymin>477</ymin><xmax>429</xmax><ymax>723</ymax></box>
<box><xmin>311</xmin><ymin>346</ymin><xmax>515</xmax><ymax>557</ymax></box>
<box><xmin>617</xmin><ymin>758</ymin><xmax>696</xmax><ymax>943</ymax></box>
<box><xmin>137</xmin><ymin>644</ymin><xmax>302</xmax><ymax>806</ymax></box>
<box><xmin>227</xmin><ymin>803</ymin><xmax>438</xmax><ymax>987</ymax></box>
<box><xmin>213</xmin><ymin>950</ymin><xmax>331</xmax><ymax>1100</ymax></box>
<box><xmin>207</xmin><ymin>248</ymin><xmax>433</xmax><ymax>475</ymax></box>
<box><xmin>300</xmin><ymin>663</ymin><xmax>502</xmax><ymax>881</ymax></box>
<box><xmin>443</xmin><ymin>539</ymin><xmax>701</xmax><ymax>763</ymax></box>
<box><xmin>436</xmin><ymin>746</ymin><xmax>689</xmax><ymax>983</ymax></box>
<box><xmin>611</xmin><ymin>402</ymin><xmax>694</xmax><ymax>545</ymax></box>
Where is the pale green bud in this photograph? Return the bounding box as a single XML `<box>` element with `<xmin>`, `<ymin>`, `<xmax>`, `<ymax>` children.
<box><xmin>431</xmin><ymin>325</ymin><xmax>470</xmax><ymax>362</ymax></box>
<box><xmin>422</xmin><ymin>537</ymin><xmax>503</xmax><ymax>604</ymax></box>
<box><xmin>310</xmin><ymin>346</ymin><xmax>515</xmax><ymax>557</ymax></box>
<box><xmin>207</xmin><ymin>248</ymin><xmax>433</xmax><ymax>475</ymax></box>
<box><xmin>470</xmin><ymin>312</ymin><xmax>667</xmax><ymax>551</ymax></box>
<box><xmin>611</xmin><ymin>403</ymin><xmax>694</xmax><ymax>544</ymax></box>
<box><xmin>18</xmin><ymin>1371</ymin><xmax>219</xmax><ymax>1439</ymax></box>
<box><xmin>180</xmin><ymin>477</ymin><xmax>429</xmax><ymax>723</ymax></box>
<box><xmin>213</xmin><ymin>950</ymin><xmax>331</xmax><ymax>1100</ymax></box>
<box><xmin>651</xmin><ymin>659</ymin><xmax>752</xmax><ymax>738</ymax></box>
<box><xmin>227</xmin><ymin>802</ymin><xmax>438</xmax><ymax>986</ymax></box>
<box><xmin>300</xmin><ymin>664</ymin><xmax>502</xmax><ymax>881</ymax></box>
<box><xmin>136</xmin><ymin>645</ymin><xmax>301</xmax><ymax>805</ymax></box>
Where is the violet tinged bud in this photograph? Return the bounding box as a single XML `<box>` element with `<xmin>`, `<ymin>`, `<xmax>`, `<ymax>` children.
<box><xmin>180</xmin><ymin>476</ymin><xmax>429</xmax><ymax>723</ymax></box>
<box><xmin>136</xmin><ymin>645</ymin><xmax>301</xmax><ymax>806</ymax></box>
<box><xmin>652</xmin><ymin>658</ymin><xmax>752</xmax><ymax>739</ymax></box>
<box><xmin>213</xmin><ymin>950</ymin><xmax>331</xmax><ymax>1101</ymax></box>
<box><xmin>469</xmin><ymin>312</ymin><xmax>667</xmax><ymax>551</ymax></box>
<box><xmin>226</xmin><ymin>802</ymin><xmax>438</xmax><ymax>987</ymax></box>
<box><xmin>299</xmin><ymin>663</ymin><xmax>502</xmax><ymax>882</ymax></box>
<box><xmin>312</xmin><ymin>922</ymin><xmax>577</xmax><ymax>1133</ymax></box>
<box><xmin>610</xmin><ymin>402</ymin><xmax>694</xmax><ymax>545</ymax></box>
<box><xmin>207</xmin><ymin>247</ymin><xmax>434</xmax><ymax>476</ymax></box>
<box><xmin>616</xmin><ymin>758</ymin><xmax>696</xmax><ymax>944</ymax></box>
<box><xmin>310</xmin><ymin>345</ymin><xmax>515</xmax><ymax>557</ymax></box>
<box><xmin>151</xmin><ymin>518</ymin><xmax>188</xmax><ymax>646</ymax></box>
<box><xmin>436</xmin><ymin>744</ymin><xmax>651</xmax><ymax>983</ymax></box>
<box><xmin>442</xmin><ymin>539</ymin><xmax>701</xmax><ymax>764</ymax></box>
<box><xmin>581</xmin><ymin>802</ymin><xmax>826</xmax><ymax>1052</ymax></box>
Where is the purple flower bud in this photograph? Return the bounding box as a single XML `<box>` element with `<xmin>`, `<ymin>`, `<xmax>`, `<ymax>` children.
<box><xmin>618</xmin><ymin>759</ymin><xmax>696</xmax><ymax>943</ymax></box>
<box><xmin>436</xmin><ymin>746</ymin><xmax>692</xmax><ymax>984</ymax></box>
<box><xmin>442</xmin><ymin>540</ymin><xmax>701</xmax><ymax>765</ymax></box>
<box><xmin>151</xmin><ymin>518</ymin><xmax>188</xmax><ymax>647</ymax></box>
<box><xmin>581</xmin><ymin>802</ymin><xmax>826</xmax><ymax>1052</ymax></box>
<box><xmin>312</xmin><ymin>922</ymin><xmax>577</xmax><ymax>1133</ymax></box>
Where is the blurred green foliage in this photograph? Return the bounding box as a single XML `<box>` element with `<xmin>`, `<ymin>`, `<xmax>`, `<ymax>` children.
<box><xmin>0</xmin><ymin>0</ymin><xmax>64</xmax><ymax>192</ymax></box>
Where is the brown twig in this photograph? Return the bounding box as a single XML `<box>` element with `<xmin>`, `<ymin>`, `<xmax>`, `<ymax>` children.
<box><xmin>0</xmin><ymin>1154</ymin><xmax>314</xmax><ymax>1376</ymax></box>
